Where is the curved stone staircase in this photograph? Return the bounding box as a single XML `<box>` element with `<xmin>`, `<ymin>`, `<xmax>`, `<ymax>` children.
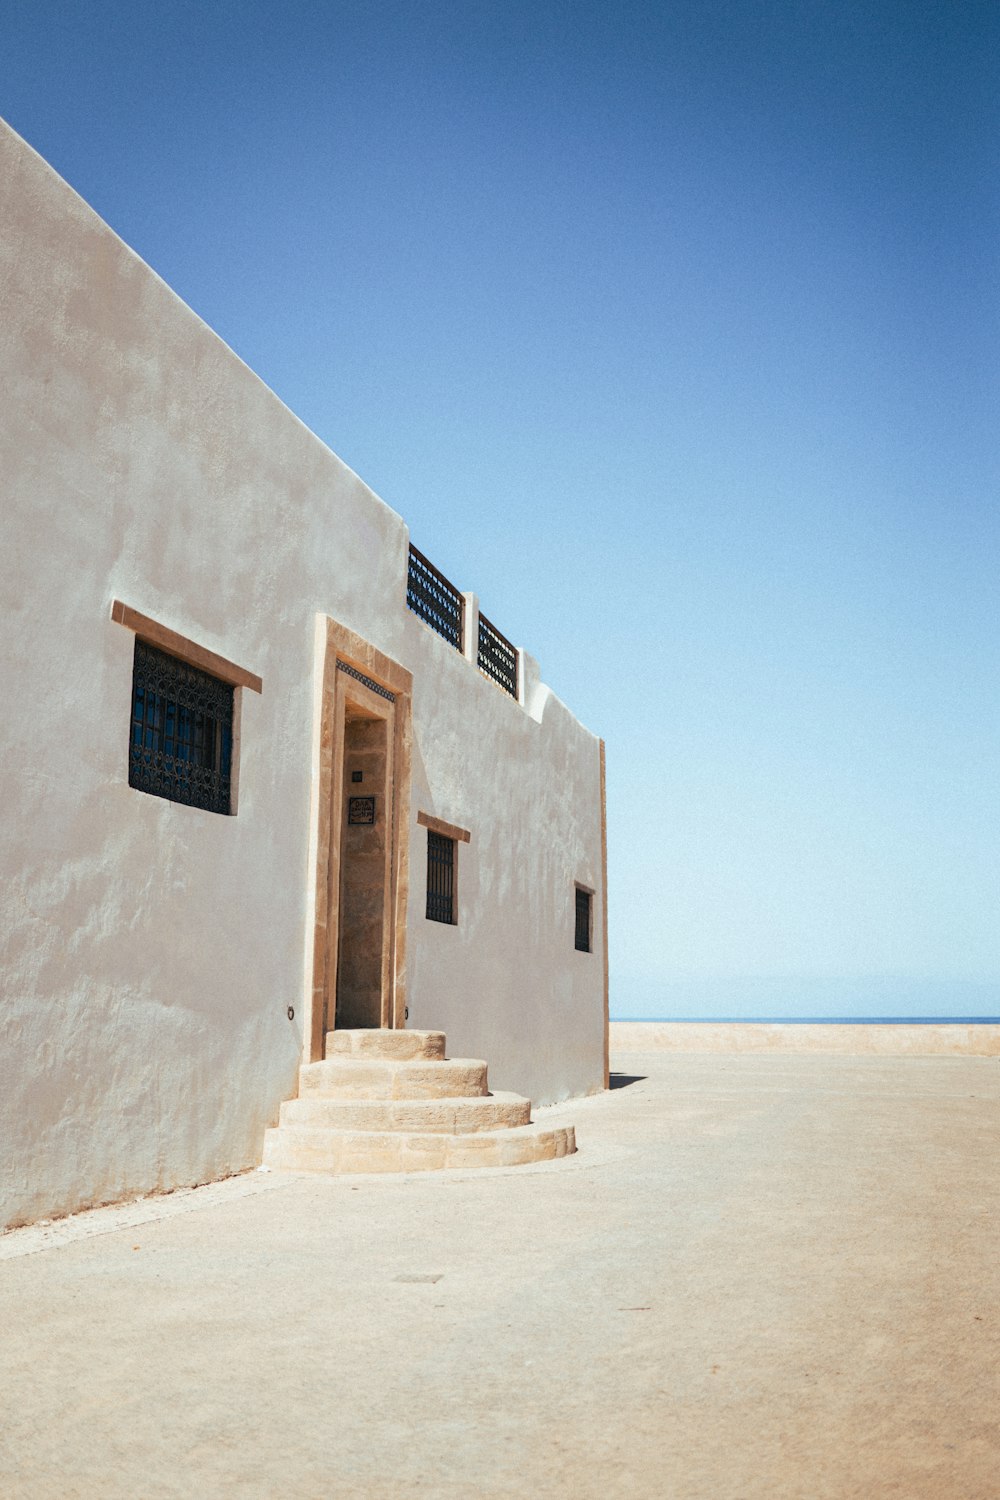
<box><xmin>262</xmin><ymin>1029</ymin><xmax>576</xmax><ymax>1173</ymax></box>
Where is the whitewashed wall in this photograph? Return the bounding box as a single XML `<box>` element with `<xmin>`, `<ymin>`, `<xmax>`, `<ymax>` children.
<box><xmin>405</xmin><ymin>623</ymin><xmax>605</xmax><ymax>1103</ymax></box>
<box><xmin>0</xmin><ymin>118</ymin><xmax>605</xmax><ymax>1231</ymax></box>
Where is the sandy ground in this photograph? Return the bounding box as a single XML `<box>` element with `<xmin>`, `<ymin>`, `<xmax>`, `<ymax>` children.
<box><xmin>2</xmin><ymin>1046</ymin><xmax>998</xmax><ymax>1499</ymax></box>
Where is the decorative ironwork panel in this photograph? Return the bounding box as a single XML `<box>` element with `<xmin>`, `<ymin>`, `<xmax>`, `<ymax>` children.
<box><xmin>129</xmin><ymin>640</ymin><xmax>234</xmax><ymax>814</ymax></box>
<box><xmin>575</xmin><ymin>887</ymin><xmax>592</xmax><ymax>953</ymax></box>
<box><xmin>406</xmin><ymin>545</ymin><xmax>464</xmax><ymax>651</ymax></box>
<box><xmin>477</xmin><ymin>612</ymin><xmax>518</xmax><ymax>698</ymax></box>
<box><xmin>426</xmin><ymin>830</ymin><xmax>455</xmax><ymax>924</ymax></box>
<box><xmin>337</xmin><ymin>660</ymin><xmax>396</xmax><ymax>702</ymax></box>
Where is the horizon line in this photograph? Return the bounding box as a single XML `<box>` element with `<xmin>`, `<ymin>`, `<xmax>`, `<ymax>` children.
<box><xmin>610</xmin><ymin>1016</ymin><xmax>1000</xmax><ymax>1025</ymax></box>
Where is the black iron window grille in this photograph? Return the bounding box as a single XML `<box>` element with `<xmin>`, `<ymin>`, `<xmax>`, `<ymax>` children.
<box><xmin>575</xmin><ymin>887</ymin><xmax>592</xmax><ymax>953</ymax></box>
<box><xmin>406</xmin><ymin>545</ymin><xmax>464</xmax><ymax>651</ymax></box>
<box><xmin>477</xmin><ymin>611</ymin><xmax>518</xmax><ymax>699</ymax></box>
<box><xmin>426</xmin><ymin>830</ymin><xmax>455</xmax><ymax>924</ymax></box>
<box><xmin>129</xmin><ymin>639</ymin><xmax>234</xmax><ymax>814</ymax></box>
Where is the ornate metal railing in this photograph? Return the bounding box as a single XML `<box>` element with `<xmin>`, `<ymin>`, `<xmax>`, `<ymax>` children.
<box><xmin>477</xmin><ymin>611</ymin><xmax>518</xmax><ymax>699</ymax></box>
<box><xmin>406</xmin><ymin>545</ymin><xmax>464</xmax><ymax>651</ymax></box>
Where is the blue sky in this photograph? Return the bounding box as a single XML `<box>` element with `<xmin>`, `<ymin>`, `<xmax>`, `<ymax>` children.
<box><xmin>3</xmin><ymin>1</ymin><xmax>997</xmax><ymax>1017</ymax></box>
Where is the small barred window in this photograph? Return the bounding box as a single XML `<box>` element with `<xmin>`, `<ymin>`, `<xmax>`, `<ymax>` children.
<box><xmin>129</xmin><ymin>639</ymin><xmax>234</xmax><ymax>815</ymax></box>
<box><xmin>426</xmin><ymin>830</ymin><xmax>456</xmax><ymax>924</ymax></box>
<box><xmin>575</xmin><ymin>887</ymin><xmax>592</xmax><ymax>953</ymax></box>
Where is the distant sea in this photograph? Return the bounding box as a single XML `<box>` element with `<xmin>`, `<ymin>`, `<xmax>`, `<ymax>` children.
<box><xmin>611</xmin><ymin>977</ymin><xmax>1000</xmax><ymax>1024</ymax></box>
<box><xmin>612</xmin><ymin>1016</ymin><xmax>1000</xmax><ymax>1024</ymax></box>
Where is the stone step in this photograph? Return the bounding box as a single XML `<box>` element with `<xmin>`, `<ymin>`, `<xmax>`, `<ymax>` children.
<box><xmin>298</xmin><ymin>1056</ymin><xmax>489</xmax><ymax>1100</ymax></box>
<box><xmin>261</xmin><ymin>1121</ymin><xmax>576</xmax><ymax>1174</ymax></box>
<box><xmin>263</xmin><ymin>1024</ymin><xmax>577</xmax><ymax>1177</ymax></box>
<box><xmin>279</xmin><ymin>1091</ymin><xmax>532</xmax><ymax>1134</ymax></box>
<box><xmin>326</xmin><ymin>1029</ymin><xmax>446</xmax><ymax>1061</ymax></box>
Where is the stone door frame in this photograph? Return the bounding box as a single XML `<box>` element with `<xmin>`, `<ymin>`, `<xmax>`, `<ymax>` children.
<box><xmin>304</xmin><ymin>616</ymin><xmax>413</xmax><ymax>1063</ymax></box>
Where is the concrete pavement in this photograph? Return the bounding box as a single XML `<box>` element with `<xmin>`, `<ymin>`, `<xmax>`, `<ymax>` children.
<box><xmin>2</xmin><ymin>1047</ymin><xmax>998</xmax><ymax>1498</ymax></box>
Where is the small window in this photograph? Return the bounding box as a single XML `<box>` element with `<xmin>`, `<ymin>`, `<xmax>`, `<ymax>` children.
<box><xmin>426</xmin><ymin>830</ymin><xmax>456</xmax><ymax>924</ymax></box>
<box><xmin>575</xmin><ymin>886</ymin><xmax>592</xmax><ymax>952</ymax></box>
<box><xmin>129</xmin><ymin>639</ymin><xmax>234</xmax><ymax>815</ymax></box>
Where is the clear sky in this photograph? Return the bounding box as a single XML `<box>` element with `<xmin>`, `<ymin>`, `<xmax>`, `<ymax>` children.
<box><xmin>3</xmin><ymin>1</ymin><xmax>997</xmax><ymax>1017</ymax></box>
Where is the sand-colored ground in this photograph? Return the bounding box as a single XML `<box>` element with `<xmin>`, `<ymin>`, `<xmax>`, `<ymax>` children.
<box><xmin>2</xmin><ymin>1044</ymin><xmax>998</xmax><ymax>1498</ymax></box>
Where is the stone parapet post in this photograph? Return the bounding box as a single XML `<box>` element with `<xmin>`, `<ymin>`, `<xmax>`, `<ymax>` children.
<box><xmin>461</xmin><ymin>592</ymin><xmax>480</xmax><ymax>667</ymax></box>
<box><xmin>517</xmin><ymin>649</ymin><xmax>539</xmax><ymax>710</ymax></box>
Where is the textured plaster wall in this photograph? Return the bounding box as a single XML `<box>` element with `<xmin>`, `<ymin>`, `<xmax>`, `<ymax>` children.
<box><xmin>0</xmin><ymin>119</ymin><xmax>605</xmax><ymax>1230</ymax></box>
<box><xmin>405</xmin><ymin>617</ymin><xmax>605</xmax><ymax>1105</ymax></box>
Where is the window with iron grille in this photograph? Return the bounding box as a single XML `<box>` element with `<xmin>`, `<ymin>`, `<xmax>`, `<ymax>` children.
<box><xmin>426</xmin><ymin>830</ymin><xmax>456</xmax><ymax>924</ymax></box>
<box><xmin>477</xmin><ymin>611</ymin><xmax>518</xmax><ymax>698</ymax></box>
<box><xmin>575</xmin><ymin>886</ymin><xmax>592</xmax><ymax>952</ymax></box>
<box><xmin>406</xmin><ymin>545</ymin><xmax>464</xmax><ymax>650</ymax></box>
<box><xmin>129</xmin><ymin>639</ymin><xmax>234</xmax><ymax>815</ymax></box>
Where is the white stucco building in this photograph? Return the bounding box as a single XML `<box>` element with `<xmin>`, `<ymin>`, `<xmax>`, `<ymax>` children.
<box><xmin>0</xmin><ymin>117</ymin><xmax>608</xmax><ymax>1231</ymax></box>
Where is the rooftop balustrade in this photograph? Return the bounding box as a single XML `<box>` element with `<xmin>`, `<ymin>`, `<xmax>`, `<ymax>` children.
<box><xmin>405</xmin><ymin>545</ymin><xmax>464</xmax><ymax>651</ymax></box>
<box><xmin>476</xmin><ymin>611</ymin><xmax>518</xmax><ymax>699</ymax></box>
<box><xmin>405</xmin><ymin>544</ymin><xmax>520</xmax><ymax>701</ymax></box>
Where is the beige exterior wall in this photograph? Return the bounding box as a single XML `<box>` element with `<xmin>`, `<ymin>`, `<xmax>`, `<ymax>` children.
<box><xmin>403</xmin><ymin>611</ymin><xmax>606</xmax><ymax>1103</ymax></box>
<box><xmin>0</xmin><ymin>118</ymin><xmax>606</xmax><ymax>1231</ymax></box>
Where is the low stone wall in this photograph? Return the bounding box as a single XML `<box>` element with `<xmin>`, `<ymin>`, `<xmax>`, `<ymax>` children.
<box><xmin>610</xmin><ymin>1021</ymin><xmax>1000</xmax><ymax>1056</ymax></box>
